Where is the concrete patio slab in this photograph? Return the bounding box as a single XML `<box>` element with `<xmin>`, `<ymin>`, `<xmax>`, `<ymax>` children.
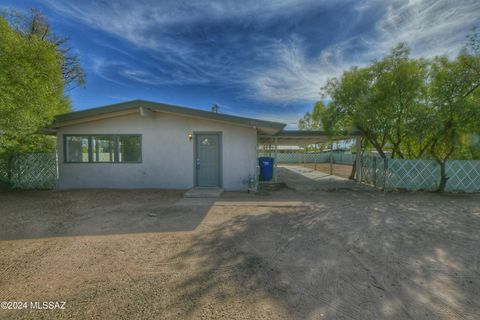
<box><xmin>279</xmin><ymin>165</ymin><xmax>372</xmax><ymax>191</ymax></box>
<box><xmin>214</xmin><ymin>201</ymin><xmax>306</xmax><ymax>207</ymax></box>
<box><xmin>184</xmin><ymin>187</ymin><xmax>224</xmax><ymax>198</ymax></box>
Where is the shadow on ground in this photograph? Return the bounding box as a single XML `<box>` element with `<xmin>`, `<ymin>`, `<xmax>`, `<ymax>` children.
<box><xmin>0</xmin><ymin>189</ymin><xmax>211</xmax><ymax>240</ymax></box>
<box><xmin>1</xmin><ymin>189</ymin><xmax>480</xmax><ymax>319</ymax></box>
<box><xmin>153</xmin><ymin>191</ymin><xmax>480</xmax><ymax>319</ymax></box>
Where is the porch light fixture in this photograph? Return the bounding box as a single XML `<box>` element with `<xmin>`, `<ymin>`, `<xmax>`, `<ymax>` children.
<box><xmin>188</xmin><ymin>133</ymin><xmax>193</xmax><ymax>140</ymax></box>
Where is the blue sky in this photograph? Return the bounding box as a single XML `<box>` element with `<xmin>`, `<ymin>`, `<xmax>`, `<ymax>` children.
<box><xmin>3</xmin><ymin>0</ymin><xmax>480</xmax><ymax>127</ymax></box>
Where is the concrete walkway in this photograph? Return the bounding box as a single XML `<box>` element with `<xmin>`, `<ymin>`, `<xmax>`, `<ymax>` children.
<box><xmin>184</xmin><ymin>187</ymin><xmax>223</xmax><ymax>198</ymax></box>
<box><xmin>278</xmin><ymin>165</ymin><xmax>372</xmax><ymax>191</ymax></box>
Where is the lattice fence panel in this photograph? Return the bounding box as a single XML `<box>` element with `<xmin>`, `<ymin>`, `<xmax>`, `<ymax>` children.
<box><xmin>445</xmin><ymin>161</ymin><xmax>480</xmax><ymax>192</ymax></box>
<box><xmin>10</xmin><ymin>153</ymin><xmax>57</xmax><ymax>189</ymax></box>
<box><xmin>260</xmin><ymin>152</ymin><xmax>354</xmax><ymax>164</ymax></box>
<box><xmin>332</xmin><ymin>153</ymin><xmax>355</xmax><ymax>164</ymax></box>
<box><xmin>385</xmin><ymin>159</ymin><xmax>439</xmax><ymax>191</ymax></box>
<box><xmin>361</xmin><ymin>155</ymin><xmax>386</xmax><ymax>187</ymax></box>
<box><xmin>277</xmin><ymin>152</ymin><xmax>303</xmax><ymax>163</ymax></box>
<box><xmin>0</xmin><ymin>156</ymin><xmax>10</xmax><ymax>187</ymax></box>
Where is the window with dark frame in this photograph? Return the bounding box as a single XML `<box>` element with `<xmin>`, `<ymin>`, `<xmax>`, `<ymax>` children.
<box><xmin>64</xmin><ymin>135</ymin><xmax>142</xmax><ymax>163</ymax></box>
<box><xmin>118</xmin><ymin>135</ymin><xmax>142</xmax><ymax>163</ymax></box>
<box><xmin>93</xmin><ymin>135</ymin><xmax>115</xmax><ymax>163</ymax></box>
<box><xmin>65</xmin><ymin>136</ymin><xmax>89</xmax><ymax>162</ymax></box>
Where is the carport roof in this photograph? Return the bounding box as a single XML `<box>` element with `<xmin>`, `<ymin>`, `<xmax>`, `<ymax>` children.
<box><xmin>259</xmin><ymin>130</ymin><xmax>362</xmax><ymax>145</ymax></box>
<box><xmin>51</xmin><ymin>100</ymin><xmax>286</xmax><ymax>135</ymax></box>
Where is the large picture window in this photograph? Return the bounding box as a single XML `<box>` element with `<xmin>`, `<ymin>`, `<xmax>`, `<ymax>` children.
<box><xmin>64</xmin><ymin>135</ymin><xmax>142</xmax><ymax>163</ymax></box>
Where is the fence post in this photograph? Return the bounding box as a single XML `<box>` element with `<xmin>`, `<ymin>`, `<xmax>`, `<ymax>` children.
<box><xmin>329</xmin><ymin>142</ymin><xmax>333</xmax><ymax>175</ymax></box>
<box><xmin>383</xmin><ymin>157</ymin><xmax>388</xmax><ymax>190</ymax></box>
<box><xmin>355</xmin><ymin>137</ymin><xmax>362</xmax><ymax>182</ymax></box>
<box><xmin>8</xmin><ymin>154</ymin><xmax>15</xmax><ymax>187</ymax></box>
<box><xmin>373</xmin><ymin>157</ymin><xmax>377</xmax><ymax>187</ymax></box>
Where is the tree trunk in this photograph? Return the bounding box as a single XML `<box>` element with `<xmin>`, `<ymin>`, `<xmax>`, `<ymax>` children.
<box><xmin>371</xmin><ymin>142</ymin><xmax>387</xmax><ymax>159</ymax></box>
<box><xmin>437</xmin><ymin>160</ymin><xmax>448</xmax><ymax>192</ymax></box>
<box><xmin>349</xmin><ymin>159</ymin><xmax>356</xmax><ymax>180</ymax></box>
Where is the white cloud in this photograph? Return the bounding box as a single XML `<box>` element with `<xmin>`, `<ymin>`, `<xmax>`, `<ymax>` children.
<box><xmin>45</xmin><ymin>0</ymin><xmax>480</xmax><ymax>104</ymax></box>
<box><xmin>249</xmin><ymin>36</ymin><xmax>366</xmax><ymax>102</ymax></box>
<box><xmin>373</xmin><ymin>0</ymin><xmax>480</xmax><ymax>57</ymax></box>
<box><xmin>250</xmin><ymin>0</ymin><xmax>480</xmax><ymax>102</ymax></box>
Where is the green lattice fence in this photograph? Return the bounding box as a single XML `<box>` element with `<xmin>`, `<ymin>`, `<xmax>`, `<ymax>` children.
<box><xmin>361</xmin><ymin>156</ymin><xmax>480</xmax><ymax>192</ymax></box>
<box><xmin>386</xmin><ymin>159</ymin><xmax>439</xmax><ymax>191</ymax></box>
<box><xmin>0</xmin><ymin>156</ymin><xmax>10</xmax><ymax>187</ymax></box>
<box><xmin>445</xmin><ymin>161</ymin><xmax>480</xmax><ymax>192</ymax></box>
<box><xmin>0</xmin><ymin>153</ymin><xmax>57</xmax><ymax>190</ymax></box>
<box><xmin>360</xmin><ymin>155</ymin><xmax>387</xmax><ymax>188</ymax></box>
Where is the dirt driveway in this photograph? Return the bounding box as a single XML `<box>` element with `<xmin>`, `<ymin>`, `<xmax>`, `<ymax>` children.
<box><xmin>1</xmin><ymin>187</ymin><xmax>480</xmax><ymax>319</ymax></box>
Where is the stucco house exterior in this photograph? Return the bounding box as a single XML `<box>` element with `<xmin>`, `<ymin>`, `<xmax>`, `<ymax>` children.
<box><xmin>51</xmin><ymin>100</ymin><xmax>285</xmax><ymax>190</ymax></box>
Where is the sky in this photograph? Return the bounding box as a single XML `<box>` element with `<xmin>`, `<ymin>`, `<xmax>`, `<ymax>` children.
<box><xmin>2</xmin><ymin>0</ymin><xmax>480</xmax><ymax>128</ymax></box>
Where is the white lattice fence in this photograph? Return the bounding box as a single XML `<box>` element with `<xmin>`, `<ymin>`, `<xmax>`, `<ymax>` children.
<box><xmin>9</xmin><ymin>153</ymin><xmax>57</xmax><ymax>189</ymax></box>
<box><xmin>386</xmin><ymin>159</ymin><xmax>439</xmax><ymax>191</ymax></box>
<box><xmin>277</xmin><ymin>152</ymin><xmax>303</xmax><ymax>163</ymax></box>
<box><xmin>445</xmin><ymin>161</ymin><xmax>480</xmax><ymax>192</ymax></box>
<box><xmin>361</xmin><ymin>156</ymin><xmax>480</xmax><ymax>192</ymax></box>
<box><xmin>259</xmin><ymin>152</ymin><xmax>354</xmax><ymax>164</ymax></box>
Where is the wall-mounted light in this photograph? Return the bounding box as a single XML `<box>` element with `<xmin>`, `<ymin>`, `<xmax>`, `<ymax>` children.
<box><xmin>188</xmin><ymin>133</ymin><xmax>193</xmax><ymax>141</ymax></box>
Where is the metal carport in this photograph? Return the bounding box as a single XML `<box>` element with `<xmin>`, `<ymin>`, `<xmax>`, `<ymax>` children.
<box><xmin>258</xmin><ymin>130</ymin><xmax>363</xmax><ymax>183</ymax></box>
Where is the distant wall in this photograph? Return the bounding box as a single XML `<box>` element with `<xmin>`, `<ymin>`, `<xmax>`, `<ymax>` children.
<box><xmin>259</xmin><ymin>151</ymin><xmax>355</xmax><ymax>164</ymax></box>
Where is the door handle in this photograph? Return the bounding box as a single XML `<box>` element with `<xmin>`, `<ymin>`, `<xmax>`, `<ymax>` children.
<box><xmin>196</xmin><ymin>158</ymin><xmax>200</xmax><ymax>168</ymax></box>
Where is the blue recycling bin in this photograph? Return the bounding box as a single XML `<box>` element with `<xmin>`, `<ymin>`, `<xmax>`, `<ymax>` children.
<box><xmin>258</xmin><ymin>157</ymin><xmax>274</xmax><ymax>181</ymax></box>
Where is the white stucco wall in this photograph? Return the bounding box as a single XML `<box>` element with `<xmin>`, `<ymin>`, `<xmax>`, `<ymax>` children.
<box><xmin>57</xmin><ymin>111</ymin><xmax>257</xmax><ymax>190</ymax></box>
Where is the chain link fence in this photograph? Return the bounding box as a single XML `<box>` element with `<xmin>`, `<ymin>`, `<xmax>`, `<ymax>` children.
<box><xmin>0</xmin><ymin>153</ymin><xmax>57</xmax><ymax>190</ymax></box>
<box><xmin>361</xmin><ymin>155</ymin><xmax>480</xmax><ymax>192</ymax></box>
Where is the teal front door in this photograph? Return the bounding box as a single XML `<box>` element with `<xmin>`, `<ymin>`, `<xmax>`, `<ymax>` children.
<box><xmin>195</xmin><ymin>134</ymin><xmax>221</xmax><ymax>187</ymax></box>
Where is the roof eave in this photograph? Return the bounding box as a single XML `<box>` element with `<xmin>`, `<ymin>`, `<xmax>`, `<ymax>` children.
<box><xmin>51</xmin><ymin>100</ymin><xmax>286</xmax><ymax>134</ymax></box>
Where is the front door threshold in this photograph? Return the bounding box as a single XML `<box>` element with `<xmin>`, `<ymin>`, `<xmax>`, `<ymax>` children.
<box><xmin>184</xmin><ymin>187</ymin><xmax>224</xmax><ymax>198</ymax></box>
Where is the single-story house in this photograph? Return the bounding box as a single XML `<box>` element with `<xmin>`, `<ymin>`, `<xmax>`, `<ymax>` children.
<box><xmin>51</xmin><ymin>100</ymin><xmax>286</xmax><ymax>190</ymax></box>
<box><xmin>50</xmin><ymin>100</ymin><xmax>362</xmax><ymax>190</ymax></box>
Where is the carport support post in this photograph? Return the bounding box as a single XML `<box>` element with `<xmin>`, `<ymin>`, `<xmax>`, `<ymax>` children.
<box><xmin>274</xmin><ymin>137</ymin><xmax>278</xmax><ymax>183</ymax></box>
<box><xmin>355</xmin><ymin>137</ymin><xmax>362</xmax><ymax>182</ymax></box>
<box><xmin>303</xmin><ymin>146</ymin><xmax>306</xmax><ymax>167</ymax></box>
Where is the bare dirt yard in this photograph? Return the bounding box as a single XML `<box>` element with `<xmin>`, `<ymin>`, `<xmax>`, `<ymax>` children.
<box><xmin>1</xmin><ymin>186</ymin><xmax>480</xmax><ymax>319</ymax></box>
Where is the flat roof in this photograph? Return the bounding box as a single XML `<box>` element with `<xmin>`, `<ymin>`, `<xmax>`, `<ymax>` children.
<box><xmin>52</xmin><ymin>100</ymin><xmax>286</xmax><ymax>135</ymax></box>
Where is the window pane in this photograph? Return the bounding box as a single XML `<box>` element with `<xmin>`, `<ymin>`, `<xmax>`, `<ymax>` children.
<box><xmin>92</xmin><ymin>136</ymin><xmax>115</xmax><ymax>162</ymax></box>
<box><xmin>66</xmin><ymin>136</ymin><xmax>89</xmax><ymax>162</ymax></box>
<box><xmin>118</xmin><ymin>135</ymin><xmax>141</xmax><ymax>162</ymax></box>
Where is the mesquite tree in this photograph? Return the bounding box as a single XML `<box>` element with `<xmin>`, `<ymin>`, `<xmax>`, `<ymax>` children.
<box><xmin>300</xmin><ymin>31</ymin><xmax>480</xmax><ymax>191</ymax></box>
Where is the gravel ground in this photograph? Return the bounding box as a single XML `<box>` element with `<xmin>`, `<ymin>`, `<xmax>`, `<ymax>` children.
<box><xmin>1</xmin><ymin>185</ymin><xmax>479</xmax><ymax>319</ymax></box>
